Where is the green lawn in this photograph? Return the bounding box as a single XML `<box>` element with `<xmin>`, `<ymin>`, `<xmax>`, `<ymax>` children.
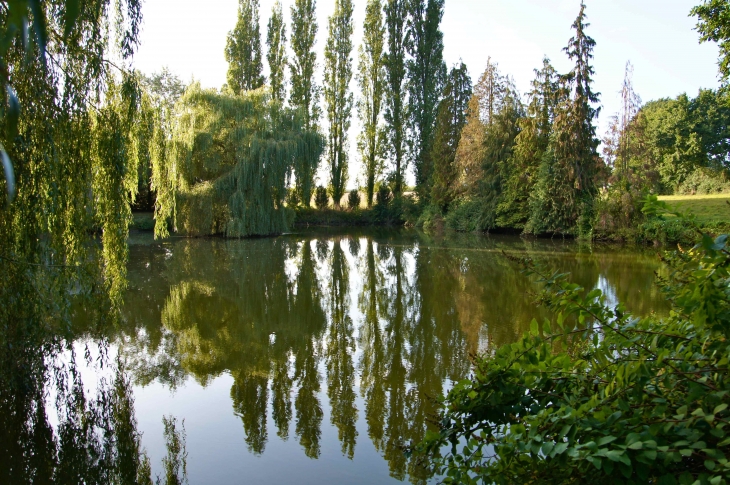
<box><xmin>658</xmin><ymin>194</ymin><xmax>730</xmax><ymax>224</ymax></box>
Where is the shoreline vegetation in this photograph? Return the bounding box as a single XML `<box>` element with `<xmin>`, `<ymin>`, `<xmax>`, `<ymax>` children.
<box><xmin>131</xmin><ymin>191</ymin><xmax>730</xmax><ymax>247</ymax></box>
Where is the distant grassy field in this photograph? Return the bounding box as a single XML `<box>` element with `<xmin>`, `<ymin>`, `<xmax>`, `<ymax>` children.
<box><xmin>658</xmin><ymin>194</ymin><xmax>730</xmax><ymax>224</ymax></box>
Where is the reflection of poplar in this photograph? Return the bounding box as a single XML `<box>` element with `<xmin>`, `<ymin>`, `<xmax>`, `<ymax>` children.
<box><xmin>358</xmin><ymin>240</ymin><xmax>387</xmax><ymax>451</ymax></box>
<box><xmin>292</xmin><ymin>241</ymin><xmax>326</xmax><ymax>459</ymax></box>
<box><xmin>271</xmin><ymin>359</ymin><xmax>293</xmax><ymax>440</ymax></box>
<box><xmin>381</xmin><ymin>246</ymin><xmax>411</xmax><ymax>479</ymax></box>
<box><xmin>326</xmin><ymin>240</ymin><xmax>358</xmax><ymax>458</ymax></box>
<box><xmin>232</xmin><ymin>373</ymin><xmax>269</xmax><ymax>455</ymax></box>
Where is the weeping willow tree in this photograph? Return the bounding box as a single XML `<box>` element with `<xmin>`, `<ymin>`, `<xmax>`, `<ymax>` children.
<box><xmin>153</xmin><ymin>85</ymin><xmax>324</xmax><ymax>238</ymax></box>
<box><xmin>0</xmin><ymin>1</ymin><xmax>167</xmax><ymax>481</ymax></box>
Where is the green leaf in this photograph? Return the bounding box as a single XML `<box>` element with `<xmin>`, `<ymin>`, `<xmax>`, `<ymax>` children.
<box><xmin>63</xmin><ymin>0</ymin><xmax>80</xmax><ymax>37</ymax></box>
<box><xmin>530</xmin><ymin>319</ymin><xmax>539</xmax><ymax>335</ymax></box>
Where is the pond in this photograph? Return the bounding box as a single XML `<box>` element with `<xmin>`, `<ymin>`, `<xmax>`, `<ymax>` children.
<box><xmin>102</xmin><ymin>228</ymin><xmax>668</xmax><ymax>483</ymax></box>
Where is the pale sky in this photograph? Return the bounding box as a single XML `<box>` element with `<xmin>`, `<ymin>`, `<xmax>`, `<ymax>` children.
<box><xmin>133</xmin><ymin>0</ymin><xmax>720</xmax><ymax>188</ymax></box>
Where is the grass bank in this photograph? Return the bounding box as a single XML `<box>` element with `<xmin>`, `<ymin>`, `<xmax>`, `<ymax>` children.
<box><xmin>658</xmin><ymin>194</ymin><xmax>730</xmax><ymax>223</ymax></box>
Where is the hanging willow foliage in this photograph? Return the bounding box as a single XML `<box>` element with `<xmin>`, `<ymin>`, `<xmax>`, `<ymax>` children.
<box><xmin>154</xmin><ymin>84</ymin><xmax>324</xmax><ymax>238</ymax></box>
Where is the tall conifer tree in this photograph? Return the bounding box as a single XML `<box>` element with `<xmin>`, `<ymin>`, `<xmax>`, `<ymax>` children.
<box><xmin>431</xmin><ymin>62</ymin><xmax>471</xmax><ymax>210</ymax></box>
<box><xmin>384</xmin><ymin>0</ymin><xmax>409</xmax><ymax>195</ymax></box>
<box><xmin>324</xmin><ymin>0</ymin><xmax>355</xmax><ymax>209</ymax></box>
<box><xmin>528</xmin><ymin>1</ymin><xmax>600</xmax><ymax>236</ymax></box>
<box><xmin>267</xmin><ymin>1</ymin><xmax>288</xmax><ymax>103</ymax></box>
<box><xmin>290</xmin><ymin>0</ymin><xmax>320</xmax><ymax>204</ymax></box>
<box><xmin>357</xmin><ymin>0</ymin><xmax>386</xmax><ymax>207</ymax></box>
<box><xmin>226</xmin><ymin>0</ymin><xmax>265</xmax><ymax>94</ymax></box>
<box><xmin>406</xmin><ymin>0</ymin><xmax>446</xmax><ymax>201</ymax></box>
<box><xmin>498</xmin><ymin>58</ymin><xmax>559</xmax><ymax>228</ymax></box>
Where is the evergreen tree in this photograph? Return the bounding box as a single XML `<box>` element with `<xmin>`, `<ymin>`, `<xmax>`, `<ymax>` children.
<box><xmin>267</xmin><ymin>1</ymin><xmax>288</xmax><ymax>104</ymax></box>
<box><xmin>324</xmin><ymin>0</ymin><xmax>355</xmax><ymax>209</ymax></box>
<box><xmin>226</xmin><ymin>0</ymin><xmax>265</xmax><ymax>94</ymax></box>
<box><xmin>384</xmin><ymin>0</ymin><xmax>409</xmax><ymax>195</ymax></box>
<box><xmin>290</xmin><ymin>0</ymin><xmax>321</xmax><ymax>205</ymax></box>
<box><xmin>497</xmin><ymin>58</ymin><xmax>559</xmax><ymax>228</ymax></box>
<box><xmin>453</xmin><ymin>94</ymin><xmax>486</xmax><ymax>197</ymax></box>
<box><xmin>528</xmin><ymin>2</ymin><xmax>600</xmax><ymax>236</ymax></box>
<box><xmin>454</xmin><ymin>60</ymin><xmax>509</xmax><ymax>199</ymax></box>
<box><xmin>406</xmin><ymin>0</ymin><xmax>447</xmax><ymax>201</ymax></box>
<box><xmin>479</xmin><ymin>78</ymin><xmax>523</xmax><ymax>229</ymax></box>
<box><xmin>431</xmin><ymin>62</ymin><xmax>471</xmax><ymax>210</ymax></box>
<box><xmin>357</xmin><ymin>0</ymin><xmax>386</xmax><ymax>208</ymax></box>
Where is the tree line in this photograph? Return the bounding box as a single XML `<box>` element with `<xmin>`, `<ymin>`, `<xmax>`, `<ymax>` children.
<box><xmin>204</xmin><ymin>0</ymin><xmax>729</xmax><ymax>239</ymax></box>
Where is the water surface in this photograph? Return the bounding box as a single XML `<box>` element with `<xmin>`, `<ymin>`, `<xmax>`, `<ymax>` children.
<box><xmin>114</xmin><ymin>228</ymin><xmax>667</xmax><ymax>483</ymax></box>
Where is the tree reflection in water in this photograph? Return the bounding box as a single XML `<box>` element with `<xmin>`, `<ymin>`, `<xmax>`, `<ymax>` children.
<box><xmin>73</xmin><ymin>229</ymin><xmax>665</xmax><ymax>484</ymax></box>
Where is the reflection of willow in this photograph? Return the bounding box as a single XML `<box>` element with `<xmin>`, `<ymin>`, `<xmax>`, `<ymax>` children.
<box><xmin>160</xmin><ymin>238</ymin><xmax>327</xmax><ymax>457</ymax></box>
<box><xmin>325</xmin><ymin>240</ymin><xmax>358</xmax><ymax>458</ymax></box>
<box><xmin>0</xmin><ymin>339</ymin><xmax>152</xmax><ymax>483</ymax></box>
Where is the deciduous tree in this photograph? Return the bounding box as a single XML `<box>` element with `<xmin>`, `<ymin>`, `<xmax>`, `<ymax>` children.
<box><xmin>406</xmin><ymin>0</ymin><xmax>446</xmax><ymax>201</ymax></box>
<box><xmin>226</xmin><ymin>0</ymin><xmax>265</xmax><ymax>94</ymax></box>
<box><xmin>267</xmin><ymin>1</ymin><xmax>288</xmax><ymax>103</ymax></box>
<box><xmin>324</xmin><ymin>0</ymin><xmax>355</xmax><ymax>209</ymax></box>
<box><xmin>383</xmin><ymin>0</ymin><xmax>409</xmax><ymax>195</ymax></box>
<box><xmin>290</xmin><ymin>0</ymin><xmax>321</xmax><ymax>204</ymax></box>
<box><xmin>357</xmin><ymin>0</ymin><xmax>386</xmax><ymax>207</ymax></box>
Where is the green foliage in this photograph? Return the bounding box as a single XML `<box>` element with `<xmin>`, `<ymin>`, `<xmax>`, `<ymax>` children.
<box><xmin>289</xmin><ymin>0</ymin><xmax>320</xmax><ymax>203</ymax></box>
<box><xmin>497</xmin><ymin>58</ymin><xmax>560</xmax><ymax>230</ymax></box>
<box><xmin>383</xmin><ymin>0</ymin><xmax>408</xmax><ymax>195</ymax></box>
<box><xmin>154</xmin><ymin>85</ymin><xmax>324</xmax><ymax>238</ymax></box>
<box><xmin>225</xmin><ymin>0</ymin><xmax>265</xmax><ymax>94</ymax></box>
<box><xmin>357</xmin><ymin>0</ymin><xmax>386</xmax><ymax>208</ymax></box>
<box><xmin>324</xmin><ymin>0</ymin><xmax>355</xmax><ymax>209</ymax></box>
<box><xmin>527</xmin><ymin>2</ymin><xmax>600</xmax><ymax>237</ymax></box>
<box><xmin>266</xmin><ymin>1</ymin><xmax>287</xmax><ymax>103</ymax></box>
<box><xmin>376</xmin><ymin>184</ymin><xmax>393</xmax><ymax>208</ymax></box>
<box><xmin>444</xmin><ymin>198</ymin><xmax>490</xmax><ymax>232</ymax></box>
<box><xmin>160</xmin><ymin>416</ymin><xmax>188</xmax><ymax>485</ymax></box>
<box><xmin>315</xmin><ymin>185</ymin><xmax>329</xmax><ymax>210</ymax></box>
<box><xmin>693</xmin><ymin>0</ymin><xmax>730</xmax><ymax>85</ymax></box>
<box><xmin>406</xmin><ymin>0</ymin><xmax>447</xmax><ymax>201</ymax></box>
<box><xmin>417</xmin><ymin>206</ymin><xmax>730</xmax><ymax>484</ymax></box>
<box><xmin>631</xmin><ymin>90</ymin><xmax>730</xmax><ymax>192</ymax></box>
<box><xmin>677</xmin><ymin>168</ymin><xmax>730</xmax><ymax>195</ymax></box>
<box><xmin>347</xmin><ymin>189</ymin><xmax>361</xmax><ymax>210</ymax></box>
<box><xmin>431</xmin><ymin>62</ymin><xmax>471</xmax><ymax>211</ymax></box>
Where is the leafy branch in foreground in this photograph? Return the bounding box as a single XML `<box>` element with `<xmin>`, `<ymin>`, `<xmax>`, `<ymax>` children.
<box><xmin>414</xmin><ymin>200</ymin><xmax>730</xmax><ymax>484</ymax></box>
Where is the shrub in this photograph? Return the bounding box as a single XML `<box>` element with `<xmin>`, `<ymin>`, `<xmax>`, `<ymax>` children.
<box><xmin>286</xmin><ymin>187</ymin><xmax>300</xmax><ymax>207</ymax></box>
<box><xmin>314</xmin><ymin>185</ymin><xmax>328</xmax><ymax>210</ymax></box>
<box><xmin>416</xmin><ymin>201</ymin><xmax>730</xmax><ymax>484</ymax></box>
<box><xmin>444</xmin><ymin>198</ymin><xmax>489</xmax><ymax>232</ymax></box>
<box><xmin>347</xmin><ymin>189</ymin><xmax>361</xmax><ymax>210</ymax></box>
<box><xmin>676</xmin><ymin>167</ymin><xmax>730</xmax><ymax>195</ymax></box>
<box><xmin>376</xmin><ymin>185</ymin><xmax>393</xmax><ymax>207</ymax></box>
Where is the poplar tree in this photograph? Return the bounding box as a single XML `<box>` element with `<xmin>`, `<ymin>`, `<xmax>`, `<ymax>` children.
<box><xmin>324</xmin><ymin>0</ymin><xmax>355</xmax><ymax>209</ymax></box>
<box><xmin>267</xmin><ymin>1</ymin><xmax>288</xmax><ymax>104</ymax></box>
<box><xmin>357</xmin><ymin>0</ymin><xmax>386</xmax><ymax>207</ymax></box>
<box><xmin>406</xmin><ymin>0</ymin><xmax>446</xmax><ymax>201</ymax></box>
<box><xmin>226</xmin><ymin>0</ymin><xmax>265</xmax><ymax>94</ymax></box>
<box><xmin>384</xmin><ymin>0</ymin><xmax>409</xmax><ymax>195</ymax></box>
<box><xmin>431</xmin><ymin>62</ymin><xmax>471</xmax><ymax>211</ymax></box>
<box><xmin>290</xmin><ymin>0</ymin><xmax>320</xmax><ymax>204</ymax></box>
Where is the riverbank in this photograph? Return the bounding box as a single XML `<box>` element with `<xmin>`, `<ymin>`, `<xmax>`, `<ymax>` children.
<box><xmin>132</xmin><ymin>193</ymin><xmax>730</xmax><ymax>246</ymax></box>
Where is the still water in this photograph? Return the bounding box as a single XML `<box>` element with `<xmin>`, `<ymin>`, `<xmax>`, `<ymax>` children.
<box><xmin>110</xmin><ymin>228</ymin><xmax>666</xmax><ymax>483</ymax></box>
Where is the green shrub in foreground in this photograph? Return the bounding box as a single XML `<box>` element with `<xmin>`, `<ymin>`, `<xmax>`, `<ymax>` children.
<box><xmin>416</xmin><ymin>203</ymin><xmax>730</xmax><ymax>484</ymax></box>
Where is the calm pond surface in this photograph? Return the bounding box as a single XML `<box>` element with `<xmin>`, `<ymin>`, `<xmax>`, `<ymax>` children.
<box><xmin>103</xmin><ymin>228</ymin><xmax>667</xmax><ymax>483</ymax></box>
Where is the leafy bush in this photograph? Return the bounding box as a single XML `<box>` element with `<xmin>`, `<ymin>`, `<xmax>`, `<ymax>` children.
<box><xmin>347</xmin><ymin>189</ymin><xmax>361</xmax><ymax>210</ymax></box>
<box><xmin>676</xmin><ymin>168</ymin><xmax>730</xmax><ymax>195</ymax></box>
<box><xmin>376</xmin><ymin>185</ymin><xmax>393</xmax><ymax>207</ymax></box>
<box><xmin>444</xmin><ymin>198</ymin><xmax>489</xmax><ymax>232</ymax></box>
<box><xmin>286</xmin><ymin>187</ymin><xmax>300</xmax><ymax>207</ymax></box>
<box><xmin>314</xmin><ymin>185</ymin><xmax>329</xmax><ymax>210</ymax></box>
<box><xmin>416</xmin><ymin>203</ymin><xmax>730</xmax><ymax>484</ymax></box>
